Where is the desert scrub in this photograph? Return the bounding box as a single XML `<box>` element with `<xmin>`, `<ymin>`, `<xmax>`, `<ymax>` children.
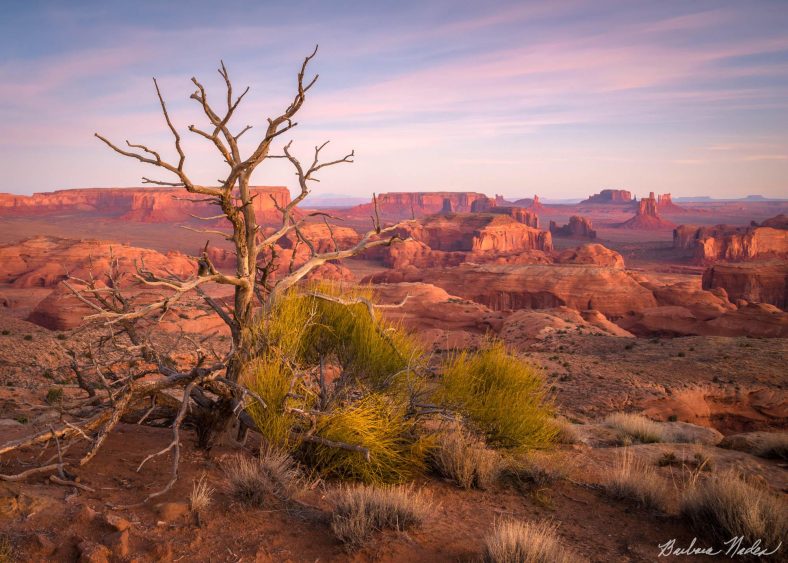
<box><xmin>605</xmin><ymin>448</ymin><xmax>669</xmax><ymax>511</ymax></box>
<box><xmin>45</xmin><ymin>387</ymin><xmax>64</xmax><ymax>405</ymax></box>
<box><xmin>681</xmin><ymin>471</ymin><xmax>787</xmax><ymax>550</ymax></box>
<box><xmin>329</xmin><ymin>483</ymin><xmax>431</xmax><ymax>548</ymax></box>
<box><xmin>605</xmin><ymin>413</ymin><xmax>665</xmax><ymax>444</ymax></box>
<box><xmin>437</xmin><ymin>342</ymin><xmax>557</xmax><ymax>450</ymax></box>
<box><xmin>483</xmin><ymin>519</ymin><xmax>581</xmax><ymax>563</ymax></box>
<box><xmin>224</xmin><ymin>448</ymin><xmax>303</xmax><ymax>507</ymax></box>
<box><xmin>303</xmin><ymin>393</ymin><xmax>428</xmax><ymax>483</ymax></box>
<box><xmin>430</xmin><ymin>421</ymin><xmax>500</xmax><ymax>489</ymax></box>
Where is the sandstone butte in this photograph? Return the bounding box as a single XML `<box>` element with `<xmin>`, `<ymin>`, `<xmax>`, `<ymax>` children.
<box><xmin>549</xmin><ymin>215</ymin><xmax>597</xmax><ymax>239</ymax></box>
<box><xmin>346</xmin><ymin>191</ymin><xmax>490</xmax><ymax>220</ymax></box>
<box><xmin>581</xmin><ymin>189</ymin><xmax>633</xmax><ymax>204</ymax></box>
<box><xmin>673</xmin><ymin>217</ymin><xmax>788</xmax><ymax>264</ymax></box>
<box><xmin>617</xmin><ymin>192</ymin><xmax>676</xmax><ymax>230</ymax></box>
<box><xmin>0</xmin><ymin>186</ymin><xmax>290</xmax><ymax>224</ymax></box>
<box><xmin>656</xmin><ymin>193</ymin><xmax>686</xmax><ymax>214</ymax></box>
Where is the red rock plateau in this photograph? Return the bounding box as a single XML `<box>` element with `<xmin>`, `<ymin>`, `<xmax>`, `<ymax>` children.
<box><xmin>673</xmin><ymin>218</ymin><xmax>788</xmax><ymax>264</ymax></box>
<box><xmin>549</xmin><ymin>215</ymin><xmax>597</xmax><ymax>239</ymax></box>
<box><xmin>0</xmin><ymin>186</ymin><xmax>290</xmax><ymax>224</ymax></box>
<box><xmin>581</xmin><ymin>189</ymin><xmax>633</xmax><ymax>204</ymax></box>
<box><xmin>617</xmin><ymin>192</ymin><xmax>676</xmax><ymax>230</ymax></box>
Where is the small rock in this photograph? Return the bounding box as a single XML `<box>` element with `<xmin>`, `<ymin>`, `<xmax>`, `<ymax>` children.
<box><xmin>78</xmin><ymin>541</ymin><xmax>111</xmax><ymax>563</ymax></box>
<box><xmin>0</xmin><ymin>418</ymin><xmax>23</xmax><ymax>428</ymax></box>
<box><xmin>104</xmin><ymin>513</ymin><xmax>131</xmax><ymax>532</ymax></box>
<box><xmin>155</xmin><ymin>501</ymin><xmax>189</xmax><ymax>522</ymax></box>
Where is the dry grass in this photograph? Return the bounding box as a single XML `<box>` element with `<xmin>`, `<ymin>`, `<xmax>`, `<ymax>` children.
<box><xmin>0</xmin><ymin>534</ymin><xmax>13</xmax><ymax>563</ymax></box>
<box><xmin>483</xmin><ymin>519</ymin><xmax>581</xmax><ymax>563</ymax></box>
<box><xmin>224</xmin><ymin>448</ymin><xmax>302</xmax><ymax>507</ymax></box>
<box><xmin>430</xmin><ymin>421</ymin><xmax>500</xmax><ymax>489</ymax></box>
<box><xmin>681</xmin><ymin>470</ymin><xmax>787</xmax><ymax>549</ymax></box>
<box><xmin>606</xmin><ymin>413</ymin><xmax>665</xmax><ymax>444</ymax></box>
<box><xmin>329</xmin><ymin>483</ymin><xmax>432</xmax><ymax>548</ymax></box>
<box><xmin>190</xmin><ymin>472</ymin><xmax>214</xmax><ymax>513</ymax></box>
<box><xmin>553</xmin><ymin>418</ymin><xmax>579</xmax><ymax>445</ymax></box>
<box><xmin>754</xmin><ymin>432</ymin><xmax>788</xmax><ymax>460</ymax></box>
<box><xmin>605</xmin><ymin>448</ymin><xmax>669</xmax><ymax>511</ymax></box>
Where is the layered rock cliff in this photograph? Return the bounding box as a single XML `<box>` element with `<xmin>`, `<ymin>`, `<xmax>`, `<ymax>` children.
<box><xmin>673</xmin><ymin>221</ymin><xmax>788</xmax><ymax>264</ymax></box>
<box><xmin>702</xmin><ymin>262</ymin><xmax>787</xmax><ymax>309</ymax></box>
<box><xmin>0</xmin><ymin>187</ymin><xmax>290</xmax><ymax>224</ymax></box>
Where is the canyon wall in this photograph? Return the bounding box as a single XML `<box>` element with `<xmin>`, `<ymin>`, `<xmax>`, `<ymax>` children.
<box><xmin>702</xmin><ymin>262</ymin><xmax>787</xmax><ymax>309</ymax></box>
<box><xmin>348</xmin><ymin>191</ymin><xmax>491</xmax><ymax>220</ymax></box>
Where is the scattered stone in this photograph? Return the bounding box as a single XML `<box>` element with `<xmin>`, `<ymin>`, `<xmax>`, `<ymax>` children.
<box><xmin>103</xmin><ymin>512</ymin><xmax>131</xmax><ymax>532</ymax></box>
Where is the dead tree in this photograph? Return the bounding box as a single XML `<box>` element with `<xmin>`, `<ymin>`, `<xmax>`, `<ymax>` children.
<box><xmin>0</xmin><ymin>47</ymin><xmax>410</xmax><ymax>502</ymax></box>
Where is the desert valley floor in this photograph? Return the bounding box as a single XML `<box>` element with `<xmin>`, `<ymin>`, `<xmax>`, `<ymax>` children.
<box><xmin>0</xmin><ymin>188</ymin><xmax>785</xmax><ymax>562</ymax></box>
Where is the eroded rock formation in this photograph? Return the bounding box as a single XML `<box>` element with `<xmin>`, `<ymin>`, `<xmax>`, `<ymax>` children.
<box><xmin>674</xmin><ymin>221</ymin><xmax>788</xmax><ymax>264</ymax></box>
<box><xmin>0</xmin><ymin>236</ymin><xmax>195</xmax><ymax>289</ymax></box>
<box><xmin>549</xmin><ymin>216</ymin><xmax>597</xmax><ymax>239</ymax></box>
<box><xmin>366</xmin><ymin>263</ymin><xmax>657</xmax><ymax>318</ymax></box>
<box><xmin>617</xmin><ymin>192</ymin><xmax>675</xmax><ymax>230</ymax></box>
<box><xmin>702</xmin><ymin>261</ymin><xmax>787</xmax><ymax>309</ymax></box>
<box><xmin>556</xmin><ymin>244</ymin><xmax>624</xmax><ymax>269</ymax></box>
<box><xmin>347</xmin><ymin>192</ymin><xmax>490</xmax><ymax>220</ymax></box>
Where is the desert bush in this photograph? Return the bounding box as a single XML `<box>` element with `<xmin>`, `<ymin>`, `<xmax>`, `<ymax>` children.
<box><xmin>45</xmin><ymin>387</ymin><xmax>63</xmax><ymax>405</ymax></box>
<box><xmin>304</xmin><ymin>393</ymin><xmax>427</xmax><ymax>483</ymax></box>
<box><xmin>482</xmin><ymin>519</ymin><xmax>580</xmax><ymax>563</ymax></box>
<box><xmin>754</xmin><ymin>432</ymin><xmax>788</xmax><ymax>460</ymax></box>
<box><xmin>606</xmin><ymin>413</ymin><xmax>665</xmax><ymax>444</ymax></box>
<box><xmin>605</xmin><ymin>448</ymin><xmax>669</xmax><ymax>510</ymax></box>
<box><xmin>224</xmin><ymin>448</ymin><xmax>302</xmax><ymax>507</ymax></box>
<box><xmin>681</xmin><ymin>471</ymin><xmax>787</xmax><ymax>550</ymax></box>
<box><xmin>0</xmin><ymin>533</ymin><xmax>14</xmax><ymax>563</ymax></box>
<box><xmin>438</xmin><ymin>342</ymin><xmax>557</xmax><ymax>450</ymax></box>
<box><xmin>430</xmin><ymin>421</ymin><xmax>500</xmax><ymax>489</ymax></box>
<box><xmin>329</xmin><ymin>483</ymin><xmax>432</xmax><ymax>548</ymax></box>
<box><xmin>243</xmin><ymin>357</ymin><xmax>312</xmax><ymax>451</ymax></box>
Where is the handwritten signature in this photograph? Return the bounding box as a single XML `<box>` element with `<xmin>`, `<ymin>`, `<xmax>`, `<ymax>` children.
<box><xmin>658</xmin><ymin>537</ymin><xmax>782</xmax><ymax>558</ymax></box>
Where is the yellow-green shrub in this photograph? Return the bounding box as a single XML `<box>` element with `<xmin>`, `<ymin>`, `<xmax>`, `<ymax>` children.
<box><xmin>243</xmin><ymin>357</ymin><xmax>314</xmax><ymax>451</ymax></box>
<box><xmin>437</xmin><ymin>342</ymin><xmax>557</xmax><ymax>450</ymax></box>
<box><xmin>304</xmin><ymin>393</ymin><xmax>428</xmax><ymax>483</ymax></box>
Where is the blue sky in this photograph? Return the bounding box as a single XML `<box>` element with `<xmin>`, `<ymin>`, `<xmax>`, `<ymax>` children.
<box><xmin>1</xmin><ymin>0</ymin><xmax>787</xmax><ymax>199</ymax></box>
